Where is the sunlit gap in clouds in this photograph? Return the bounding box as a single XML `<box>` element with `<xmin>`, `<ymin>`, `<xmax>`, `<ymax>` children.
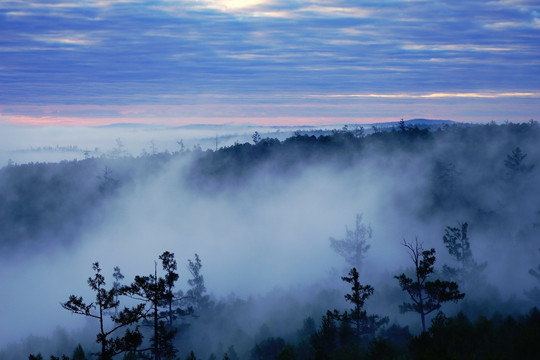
<box><xmin>185</xmin><ymin>0</ymin><xmax>375</xmax><ymax>18</ymax></box>
<box><xmin>191</xmin><ymin>0</ymin><xmax>272</xmax><ymax>14</ymax></box>
<box><xmin>203</xmin><ymin>0</ymin><xmax>267</xmax><ymax>10</ymax></box>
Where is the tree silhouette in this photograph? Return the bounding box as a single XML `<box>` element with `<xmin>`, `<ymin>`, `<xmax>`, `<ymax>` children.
<box><xmin>504</xmin><ymin>146</ymin><xmax>534</xmax><ymax>178</ymax></box>
<box><xmin>61</xmin><ymin>262</ymin><xmax>145</xmax><ymax>360</ymax></box>
<box><xmin>429</xmin><ymin>161</ymin><xmax>458</xmax><ymax>210</ymax></box>
<box><xmin>97</xmin><ymin>167</ymin><xmax>119</xmax><ymax>195</ymax></box>
<box><xmin>124</xmin><ymin>253</ymin><xmax>179</xmax><ymax>360</ymax></box>
<box><xmin>159</xmin><ymin>251</ymin><xmax>179</xmax><ymax>330</ymax></box>
<box><xmin>442</xmin><ymin>222</ymin><xmax>486</xmax><ymax>284</ymax></box>
<box><xmin>112</xmin><ymin>266</ymin><xmax>125</xmax><ymax>315</ymax></box>
<box><xmin>525</xmin><ymin>248</ymin><xmax>540</xmax><ymax>303</ymax></box>
<box><xmin>251</xmin><ymin>337</ymin><xmax>286</xmax><ymax>360</ymax></box>
<box><xmin>72</xmin><ymin>344</ymin><xmax>87</xmax><ymax>360</ymax></box>
<box><xmin>310</xmin><ymin>311</ymin><xmax>339</xmax><ymax>359</ymax></box>
<box><xmin>123</xmin><ymin>252</ymin><xmax>204</xmax><ymax>360</ymax></box>
<box><xmin>185</xmin><ymin>253</ymin><xmax>210</xmax><ymax>312</ymax></box>
<box><xmin>329</xmin><ymin>268</ymin><xmax>388</xmax><ymax>340</ymax></box>
<box><xmin>329</xmin><ymin>214</ymin><xmax>371</xmax><ymax>272</ymax></box>
<box><xmin>395</xmin><ymin>239</ymin><xmax>465</xmax><ymax>332</ymax></box>
<box><xmin>252</xmin><ymin>131</ymin><xmax>261</xmax><ymax>145</ymax></box>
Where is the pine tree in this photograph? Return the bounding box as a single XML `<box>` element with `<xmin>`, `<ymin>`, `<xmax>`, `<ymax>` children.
<box><xmin>124</xmin><ymin>251</ymin><xmax>201</xmax><ymax>360</ymax></box>
<box><xmin>442</xmin><ymin>222</ymin><xmax>486</xmax><ymax>284</ymax></box>
<box><xmin>329</xmin><ymin>214</ymin><xmax>372</xmax><ymax>272</ymax></box>
<box><xmin>504</xmin><ymin>146</ymin><xmax>534</xmax><ymax>176</ymax></box>
<box><xmin>252</xmin><ymin>131</ymin><xmax>261</xmax><ymax>145</ymax></box>
<box><xmin>525</xmin><ymin>248</ymin><xmax>540</xmax><ymax>303</ymax></box>
<box><xmin>310</xmin><ymin>312</ymin><xmax>339</xmax><ymax>359</ymax></box>
<box><xmin>159</xmin><ymin>251</ymin><xmax>179</xmax><ymax>330</ymax></box>
<box><xmin>72</xmin><ymin>344</ymin><xmax>87</xmax><ymax>360</ymax></box>
<box><xmin>185</xmin><ymin>254</ymin><xmax>210</xmax><ymax>312</ymax></box>
<box><xmin>125</xmin><ymin>258</ymin><xmax>175</xmax><ymax>360</ymax></box>
<box><xmin>329</xmin><ymin>268</ymin><xmax>388</xmax><ymax>340</ymax></box>
<box><xmin>61</xmin><ymin>262</ymin><xmax>145</xmax><ymax>360</ymax></box>
<box><xmin>395</xmin><ymin>239</ymin><xmax>465</xmax><ymax>332</ymax></box>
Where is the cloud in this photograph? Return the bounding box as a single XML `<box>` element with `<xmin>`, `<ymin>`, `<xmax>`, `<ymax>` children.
<box><xmin>198</xmin><ymin>0</ymin><xmax>272</xmax><ymax>11</ymax></box>
<box><xmin>419</xmin><ymin>92</ymin><xmax>540</xmax><ymax>98</ymax></box>
<box><xmin>0</xmin><ymin>0</ymin><xmax>539</xmax><ymax>124</ymax></box>
<box><xmin>310</xmin><ymin>92</ymin><xmax>540</xmax><ymax>99</ymax></box>
<box><xmin>30</xmin><ymin>32</ymin><xmax>99</xmax><ymax>46</ymax></box>
<box><xmin>402</xmin><ymin>44</ymin><xmax>513</xmax><ymax>52</ymax></box>
<box><xmin>299</xmin><ymin>5</ymin><xmax>374</xmax><ymax>18</ymax></box>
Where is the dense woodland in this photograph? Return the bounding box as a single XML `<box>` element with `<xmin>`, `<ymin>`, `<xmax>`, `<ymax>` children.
<box><xmin>1</xmin><ymin>120</ymin><xmax>540</xmax><ymax>359</ymax></box>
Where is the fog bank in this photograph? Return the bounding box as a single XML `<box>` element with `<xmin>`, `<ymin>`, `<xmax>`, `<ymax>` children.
<box><xmin>1</xmin><ymin>122</ymin><xmax>539</xmax><ymax>357</ymax></box>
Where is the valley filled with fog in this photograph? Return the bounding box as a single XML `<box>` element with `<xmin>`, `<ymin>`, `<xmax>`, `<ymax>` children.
<box><xmin>1</xmin><ymin>121</ymin><xmax>539</xmax><ymax>359</ymax></box>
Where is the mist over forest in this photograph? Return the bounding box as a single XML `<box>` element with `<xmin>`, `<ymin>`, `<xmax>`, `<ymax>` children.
<box><xmin>1</xmin><ymin>120</ymin><xmax>540</xmax><ymax>359</ymax></box>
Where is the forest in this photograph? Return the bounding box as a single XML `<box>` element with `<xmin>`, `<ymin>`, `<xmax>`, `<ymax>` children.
<box><xmin>1</xmin><ymin>120</ymin><xmax>540</xmax><ymax>359</ymax></box>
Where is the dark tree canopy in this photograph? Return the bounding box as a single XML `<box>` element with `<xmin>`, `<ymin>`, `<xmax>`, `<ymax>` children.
<box><xmin>395</xmin><ymin>239</ymin><xmax>465</xmax><ymax>332</ymax></box>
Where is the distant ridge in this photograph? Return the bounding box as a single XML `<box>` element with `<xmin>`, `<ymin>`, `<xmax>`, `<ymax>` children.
<box><xmin>372</xmin><ymin>118</ymin><xmax>455</xmax><ymax>127</ymax></box>
<box><xmin>97</xmin><ymin>123</ymin><xmax>156</xmax><ymax>128</ymax></box>
<box><xmin>404</xmin><ymin>118</ymin><xmax>455</xmax><ymax>125</ymax></box>
<box><xmin>97</xmin><ymin>118</ymin><xmax>456</xmax><ymax>130</ymax></box>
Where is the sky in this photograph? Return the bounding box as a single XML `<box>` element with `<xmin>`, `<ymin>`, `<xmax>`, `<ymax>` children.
<box><xmin>1</xmin><ymin>0</ymin><xmax>540</xmax><ymax>126</ymax></box>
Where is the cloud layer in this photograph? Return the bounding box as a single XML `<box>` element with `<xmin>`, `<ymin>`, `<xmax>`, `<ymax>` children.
<box><xmin>1</xmin><ymin>0</ymin><xmax>539</xmax><ymax>124</ymax></box>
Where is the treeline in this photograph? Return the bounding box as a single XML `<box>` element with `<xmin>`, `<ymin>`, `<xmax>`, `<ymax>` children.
<box><xmin>26</xmin><ymin>237</ymin><xmax>540</xmax><ymax>359</ymax></box>
<box><xmin>2</xmin><ymin>120</ymin><xmax>539</xmax><ymax>252</ymax></box>
<box><xmin>0</xmin><ymin>154</ymin><xmax>178</xmax><ymax>251</ymax></box>
<box><xmin>26</xmin><ymin>305</ymin><xmax>540</xmax><ymax>359</ymax></box>
<box><xmin>188</xmin><ymin>120</ymin><xmax>539</xmax><ymax>230</ymax></box>
<box><xmin>23</xmin><ymin>204</ymin><xmax>540</xmax><ymax>359</ymax></box>
<box><xmin>27</xmin><ymin>307</ymin><xmax>540</xmax><ymax>360</ymax></box>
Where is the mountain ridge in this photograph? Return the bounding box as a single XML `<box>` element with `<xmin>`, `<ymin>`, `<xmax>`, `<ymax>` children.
<box><xmin>97</xmin><ymin>118</ymin><xmax>458</xmax><ymax>130</ymax></box>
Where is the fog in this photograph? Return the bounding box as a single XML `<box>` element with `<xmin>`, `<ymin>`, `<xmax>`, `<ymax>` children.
<box><xmin>0</xmin><ymin>156</ymin><xmax>400</xmax><ymax>345</ymax></box>
<box><xmin>0</xmin><ymin>123</ymin><xmax>342</xmax><ymax>166</ymax></box>
<box><xmin>1</xmin><ymin>121</ymin><xmax>539</xmax><ymax>358</ymax></box>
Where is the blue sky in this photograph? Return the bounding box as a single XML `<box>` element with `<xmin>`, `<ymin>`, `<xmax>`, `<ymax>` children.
<box><xmin>1</xmin><ymin>0</ymin><xmax>539</xmax><ymax>126</ymax></box>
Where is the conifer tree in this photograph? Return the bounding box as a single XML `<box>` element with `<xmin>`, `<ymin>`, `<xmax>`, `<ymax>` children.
<box><xmin>159</xmin><ymin>251</ymin><xmax>179</xmax><ymax>330</ymax></box>
<box><xmin>504</xmin><ymin>146</ymin><xmax>534</xmax><ymax>177</ymax></box>
<box><xmin>442</xmin><ymin>222</ymin><xmax>486</xmax><ymax>284</ymax></box>
<box><xmin>72</xmin><ymin>344</ymin><xmax>87</xmax><ymax>360</ymax></box>
<box><xmin>125</xmin><ymin>256</ymin><xmax>176</xmax><ymax>360</ymax></box>
<box><xmin>395</xmin><ymin>239</ymin><xmax>465</xmax><ymax>332</ymax></box>
<box><xmin>329</xmin><ymin>214</ymin><xmax>372</xmax><ymax>272</ymax></box>
<box><xmin>328</xmin><ymin>268</ymin><xmax>387</xmax><ymax>340</ymax></box>
<box><xmin>310</xmin><ymin>311</ymin><xmax>339</xmax><ymax>358</ymax></box>
<box><xmin>123</xmin><ymin>251</ymin><xmax>204</xmax><ymax>360</ymax></box>
<box><xmin>61</xmin><ymin>262</ymin><xmax>145</xmax><ymax>360</ymax></box>
<box><xmin>525</xmin><ymin>248</ymin><xmax>540</xmax><ymax>303</ymax></box>
<box><xmin>185</xmin><ymin>254</ymin><xmax>210</xmax><ymax>312</ymax></box>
